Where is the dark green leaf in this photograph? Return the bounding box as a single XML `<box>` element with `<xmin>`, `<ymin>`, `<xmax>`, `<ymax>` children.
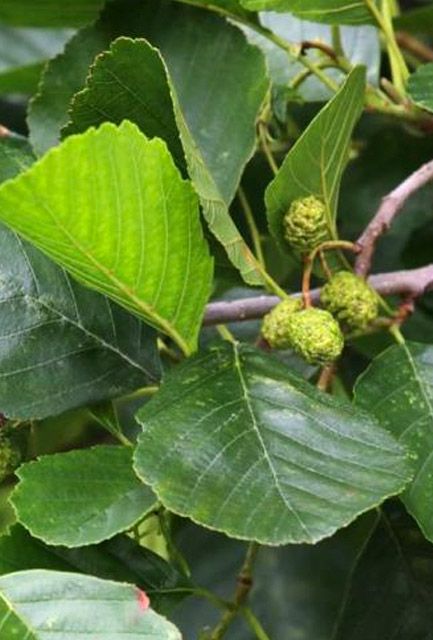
<box><xmin>173</xmin><ymin>512</ymin><xmax>377</xmax><ymax>638</ymax></box>
<box><xmin>0</xmin><ymin>570</ymin><xmax>181</xmax><ymax>638</ymax></box>
<box><xmin>11</xmin><ymin>445</ymin><xmax>156</xmax><ymax>546</ymax></box>
<box><xmin>333</xmin><ymin>503</ymin><xmax>433</xmax><ymax>640</ymax></box>
<box><xmin>63</xmin><ymin>38</ymin><xmax>185</xmax><ymax>171</ymax></box>
<box><xmin>240</xmin><ymin>0</ymin><xmax>374</xmax><ymax>25</ymax></box>
<box><xmin>407</xmin><ymin>63</ymin><xmax>433</xmax><ymax>114</ymax></box>
<box><xmin>355</xmin><ymin>342</ymin><xmax>433</xmax><ymax>542</ymax></box>
<box><xmin>0</xmin><ymin>121</ymin><xmax>213</xmax><ymax>355</ymax></box>
<box><xmin>266</xmin><ymin>66</ymin><xmax>365</xmax><ymax>251</ymax></box>
<box><xmin>0</xmin><ymin>1</ymin><xmax>104</xmax><ymax>27</ymax></box>
<box><xmin>134</xmin><ymin>342</ymin><xmax>412</xmax><ymax>545</ymax></box>
<box><xmin>0</xmin><ymin>223</ymin><xmax>161</xmax><ymax>419</ymax></box>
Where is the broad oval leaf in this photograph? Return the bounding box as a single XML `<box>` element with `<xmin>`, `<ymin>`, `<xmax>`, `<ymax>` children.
<box><xmin>265</xmin><ymin>66</ymin><xmax>365</xmax><ymax>252</ymax></box>
<box><xmin>134</xmin><ymin>342</ymin><xmax>412</xmax><ymax>545</ymax></box>
<box><xmin>407</xmin><ymin>63</ymin><xmax>433</xmax><ymax>114</ymax></box>
<box><xmin>11</xmin><ymin>445</ymin><xmax>156</xmax><ymax>547</ymax></box>
<box><xmin>354</xmin><ymin>342</ymin><xmax>433</xmax><ymax>542</ymax></box>
<box><xmin>0</xmin><ymin>570</ymin><xmax>181</xmax><ymax>639</ymax></box>
<box><xmin>0</xmin><ymin>120</ymin><xmax>213</xmax><ymax>355</ymax></box>
<box><xmin>240</xmin><ymin>0</ymin><xmax>374</xmax><ymax>25</ymax></box>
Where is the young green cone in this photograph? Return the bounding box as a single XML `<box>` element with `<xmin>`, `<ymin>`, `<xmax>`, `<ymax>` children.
<box><xmin>320</xmin><ymin>270</ymin><xmax>379</xmax><ymax>329</ymax></box>
<box><xmin>283</xmin><ymin>195</ymin><xmax>328</xmax><ymax>254</ymax></box>
<box><xmin>261</xmin><ymin>297</ymin><xmax>303</xmax><ymax>349</ymax></box>
<box><xmin>286</xmin><ymin>308</ymin><xmax>344</xmax><ymax>364</ymax></box>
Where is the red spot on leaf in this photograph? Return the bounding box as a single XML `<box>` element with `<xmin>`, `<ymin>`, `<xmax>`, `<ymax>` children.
<box><xmin>136</xmin><ymin>589</ymin><xmax>150</xmax><ymax>612</ymax></box>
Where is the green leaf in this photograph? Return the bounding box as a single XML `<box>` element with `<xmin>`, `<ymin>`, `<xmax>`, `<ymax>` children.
<box><xmin>239</xmin><ymin>0</ymin><xmax>374</xmax><ymax>25</ymax></box>
<box><xmin>354</xmin><ymin>342</ymin><xmax>433</xmax><ymax>543</ymax></box>
<box><xmin>134</xmin><ymin>342</ymin><xmax>412</xmax><ymax>545</ymax></box>
<box><xmin>0</xmin><ymin>1</ymin><xmax>104</xmax><ymax>27</ymax></box>
<box><xmin>63</xmin><ymin>38</ymin><xmax>185</xmax><ymax>172</ymax></box>
<box><xmin>0</xmin><ymin>131</ymin><xmax>160</xmax><ymax>420</ymax></box>
<box><xmin>0</xmin><ymin>223</ymin><xmax>160</xmax><ymax>420</ymax></box>
<box><xmin>174</xmin><ymin>512</ymin><xmax>377</xmax><ymax>638</ymax></box>
<box><xmin>27</xmin><ymin>0</ymin><xmax>150</xmax><ymax>156</ymax></box>
<box><xmin>407</xmin><ymin>63</ymin><xmax>433</xmax><ymax>114</ymax></box>
<box><xmin>63</xmin><ymin>20</ymin><xmax>269</xmax><ymax>286</ymax></box>
<box><xmin>147</xmin><ymin>6</ymin><xmax>269</xmax><ymax>285</ymax></box>
<box><xmin>11</xmin><ymin>445</ymin><xmax>156</xmax><ymax>547</ymax></box>
<box><xmin>0</xmin><ymin>26</ymin><xmax>73</xmax><ymax>95</ymax></box>
<box><xmin>332</xmin><ymin>503</ymin><xmax>433</xmax><ymax>639</ymax></box>
<box><xmin>0</xmin><ymin>525</ymin><xmax>192</xmax><ymax>614</ymax></box>
<box><xmin>266</xmin><ymin>66</ymin><xmax>365</xmax><ymax>251</ymax></box>
<box><xmin>0</xmin><ymin>570</ymin><xmax>181</xmax><ymax>638</ymax></box>
<box><xmin>0</xmin><ymin>121</ymin><xmax>213</xmax><ymax>355</ymax></box>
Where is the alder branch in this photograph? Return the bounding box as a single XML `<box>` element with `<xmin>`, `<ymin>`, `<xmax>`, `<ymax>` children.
<box><xmin>203</xmin><ymin>265</ymin><xmax>433</xmax><ymax>326</ymax></box>
<box><xmin>355</xmin><ymin>159</ymin><xmax>433</xmax><ymax>275</ymax></box>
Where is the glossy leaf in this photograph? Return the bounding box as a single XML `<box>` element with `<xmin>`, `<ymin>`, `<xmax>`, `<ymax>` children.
<box><xmin>407</xmin><ymin>63</ymin><xmax>433</xmax><ymax>114</ymax></box>
<box><xmin>0</xmin><ymin>525</ymin><xmax>192</xmax><ymax>614</ymax></box>
<box><xmin>11</xmin><ymin>446</ymin><xmax>156</xmax><ymax>547</ymax></box>
<box><xmin>266</xmin><ymin>66</ymin><xmax>365</xmax><ymax>251</ymax></box>
<box><xmin>0</xmin><ymin>570</ymin><xmax>181</xmax><ymax>639</ymax></box>
<box><xmin>240</xmin><ymin>0</ymin><xmax>374</xmax><ymax>25</ymax></box>
<box><xmin>0</xmin><ymin>224</ymin><xmax>161</xmax><ymax>420</ymax></box>
<box><xmin>355</xmin><ymin>342</ymin><xmax>433</xmax><ymax>542</ymax></box>
<box><xmin>0</xmin><ymin>1</ymin><xmax>104</xmax><ymax>27</ymax></box>
<box><xmin>333</xmin><ymin>503</ymin><xmax>433</xmax><ymax>640</ymax></box>
<box><xmin>0</xmin><ymin>121</ymin><xmax>213</xmax><ymax>355</ymax></box>
<box><xmin>134</xmin><ymin>342</ymin><xmax>412</xmax><ymax>545</ymax></box>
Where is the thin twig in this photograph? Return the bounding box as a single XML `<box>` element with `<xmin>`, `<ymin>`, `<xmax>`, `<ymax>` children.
<box><xmin>203</xmin><ymin>265</ymin><xmax>433</xmax><ymax>326</ymax></box>
<box><xmin>238</xmin><ymin>187</ymin><xmax>266</xmax><ymax>270</ymax></box>
<box><xmin>396</xmin><ymin>31</ymin><xmax>433</xmax><ymax>63</ymax></box>
<box><xmin>207</xmin><ymin>543</ymin><xmax>259</xmax><ymax>640</ymax></box>
<box><xmin>355</xmin><ymin>160</ymin><xmax>433</xmax><ymax>275</ymax></box>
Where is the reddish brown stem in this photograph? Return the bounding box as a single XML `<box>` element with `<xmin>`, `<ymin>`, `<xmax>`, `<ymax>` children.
<box><xmin>355</xmin><ymin>160</ymin><xmax>433</xmax><ymax>276</ymax></box>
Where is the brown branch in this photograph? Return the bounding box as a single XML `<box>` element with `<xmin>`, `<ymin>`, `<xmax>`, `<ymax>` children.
<box><xmin>355</xmin><ymin>160</ymin><xmax>433</xmax><ymax>275</ymax></box>
<box><xmin>396</xmin><ymin>31</ymin><xmax>433</xmax><ymax>63</ymax></box>
<box><xmin>203</xmin><ymin>265</ymin><xmax>433</xmax><ymax>326</ymax></box>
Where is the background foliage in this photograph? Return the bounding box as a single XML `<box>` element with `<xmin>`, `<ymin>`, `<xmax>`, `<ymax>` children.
<box><xmin>0</xmin><ymin>0</ymin><xmax>433</xmax><ymax>638</ymax></box>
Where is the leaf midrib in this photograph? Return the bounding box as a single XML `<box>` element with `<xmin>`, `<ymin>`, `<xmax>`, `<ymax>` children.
<box><xmin>231</xmin><ymin>341</ymin><xmax>313</xmax><ymax>541</ymax></box>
